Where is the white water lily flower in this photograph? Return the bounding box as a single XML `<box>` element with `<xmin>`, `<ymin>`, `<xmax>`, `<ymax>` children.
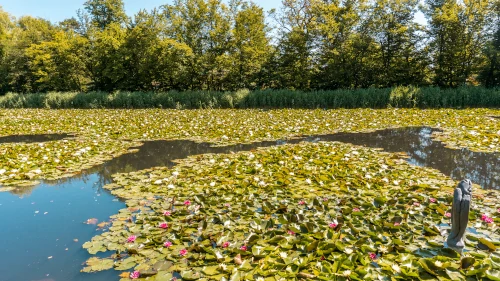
<box><xmin>172</xmin><ymin>171</ymin><xmax>179</xmax><ymax>176</ymax></box>
<box><xmin>248</xmin><ymin>154</ymin><xmax>255</xmax><ymax>159</ymax></box>
<box><xmin>210</xmin><ymin>159</ymin><xmax>216</xmax><ymax>164</ymax></box>
<box><xmin>33</xmin><ymin>169</ymin><xmax>42</xmax><ymax>174</ymax></box>
<box><xmin>210</xmin><ymin>182</ymin><xmax>216</xmax><ymax>187</ymax></box>
<box><xmin>21</xmin><ymin>157</ymin><xmax>28</xmax><ymax>162</ymax></box>
<box><xmin>0</xmin><ymin>169</ymin><xmax>5</xmax><ymax>175</ymax></box>
<box><xmin>167</xmin><ymin>184</ymin><xmax>175</xmax><ymax>189</ymax></box>
<box><xmin>258</xmin><ymin>181</ymin><xmax>266</xmax><ymax>187</ymax></box>
<box><xmin>305</xmin><ymin>178</ymin><xmax>312</xmax><ymax>184</ymax></box>
<box><xmin>154</xmin><ymin>180</ymin><xmax>162</xmax><ymax>184</ymax></box>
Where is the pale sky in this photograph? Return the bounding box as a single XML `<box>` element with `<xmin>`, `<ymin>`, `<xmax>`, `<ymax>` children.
<box><xmin>0</xmin><ymin>0</ymin><xmax>425</xmax><ymax>25</ymax></box>
<box><xmin>0</xmin><ymin>0</ymin><xmax>282</xmax><ymax>23</ymax></box>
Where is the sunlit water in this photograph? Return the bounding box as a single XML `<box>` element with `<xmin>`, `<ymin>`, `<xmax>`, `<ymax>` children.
<box><xmin>0</xmin><ymin>127</ymin><xmax>498</xmax><ymax>280</ymax></box>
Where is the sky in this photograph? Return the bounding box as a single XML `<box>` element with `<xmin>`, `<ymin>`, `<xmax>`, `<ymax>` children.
<box><xmin>0</xmin><ymin>0</ymin><xmax>425</xmax><ymax>25</ymax></box>
<box><xmin>0</xmin><ymin>0</ymin><xmax>282</xmax><ymax>23</ymax></box>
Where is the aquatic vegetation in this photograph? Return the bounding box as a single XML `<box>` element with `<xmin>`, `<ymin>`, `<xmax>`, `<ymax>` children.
<box><xmin>1</xmin><ymin>108</ymin><xmax>500</xmax><ymax>188</ymax></box>
<box><xmin>82</xmin><ymin>142</ymin><xmax>499</xmax><ymax>280</ymax></box>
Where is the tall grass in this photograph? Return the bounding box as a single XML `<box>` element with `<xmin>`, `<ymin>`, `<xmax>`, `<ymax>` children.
<box><xmin>0</xmin><ymin>86</ymin><xmax>498</xmax><ymax>109</ymax></box>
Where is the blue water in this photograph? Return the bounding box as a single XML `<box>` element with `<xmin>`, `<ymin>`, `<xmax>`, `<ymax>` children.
<box><xmin>0</xmin><ymin>174</ymin><xmax>123</xmax><ymax>281</ymax></box>
<box><xmin>1</xmin><ymin>127</ymin><xmax>499</xmax><ymax>280</ymax></box>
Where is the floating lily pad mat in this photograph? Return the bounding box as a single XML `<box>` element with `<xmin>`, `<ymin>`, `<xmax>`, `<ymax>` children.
<box><xmin>314</xmin><ymin>127</ymin><xmax>500</xmax><ymax>190</ymax></box>
<box><xmin>0</xmin><ymin>133</ymin><xmax>73</xmax><ymax>144</ymax></box>
<box><xmin>2</xmin><ymin>109</ymin><xmax>500</xmax><ymax>187</ymax></box>
<box><xmin>84</xmin><ymin>140</ymin><xmax>500</xmax><ymax>280</ymax></box>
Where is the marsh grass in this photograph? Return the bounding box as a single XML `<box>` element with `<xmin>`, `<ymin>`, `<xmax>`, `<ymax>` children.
<box><xmin>0</xmin><ymin>86</ymin><xmax>498</xmax><ymax>109</ymax></box>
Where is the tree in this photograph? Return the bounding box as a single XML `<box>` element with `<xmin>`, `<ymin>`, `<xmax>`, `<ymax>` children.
<box><xmin>370</xmin><ymin>0</ymin><xmax>429</xmax><ymax>86</ymax></box>
<box><xmin>424</xmin><ymin>0</ymin><xmax>491</xmax><ymax>87</ymax></box>
<box><xmin>83</xmin><ymin>0</ymin><xmax>128</xmax><ymax>30</ymax></box>
<box><xmin>479</xmin><ymin>1</ymin><xmax>500</xmax><ymax>87</ymax></box>
<box><xmin>25</xmin><ymin>30</ymin><xmax>90</xmax><ymax>91</ymax></box>
<box><xmin>2</xmin><ymin>16</ymin><xmax>56</xmax><ymax>92</ymax></box>
<box><xmin>274</xmin><ymin>0</ymin><xmax>317</xmax><ymax>90</ymax></box>
<box><xmin>228</xmin><ymin>2</ymin><xmax>271</xmax><ymax>89</ymax></box>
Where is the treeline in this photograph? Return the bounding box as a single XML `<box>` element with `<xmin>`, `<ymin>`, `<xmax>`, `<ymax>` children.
<box><xmin>0</xmin><ymin>0</ymin><xmax>499</xmax><ymax>94</ymax></box>
<box><xmin>1</xmin><ymin>87</ymin><xmax>499</xmax><ymax>109</ymax></box>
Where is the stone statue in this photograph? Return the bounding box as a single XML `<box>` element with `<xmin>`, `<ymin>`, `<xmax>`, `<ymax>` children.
<box><xmin>446</xmin><ymin>179</ymin><xmax>472</xmax><ymax>252</ymax></box>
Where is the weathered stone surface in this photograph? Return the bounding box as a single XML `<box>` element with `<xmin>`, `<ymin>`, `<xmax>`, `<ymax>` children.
<box><xmin>446</xmin><ymin>179</ymin><xmax>472</xmax><ymax>252</ymax></box>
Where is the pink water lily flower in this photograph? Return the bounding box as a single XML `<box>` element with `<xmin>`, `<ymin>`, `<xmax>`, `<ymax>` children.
<box><xmin>240</xmin><ymin>245</ymin><xmax>248</xmax><ymax>251</ymax></box>
<box><xmin>224</xmin><ymin>203</ymin><xmax>231</xmax><ymax>207</ymax></box>
<box><xmin>127</xmin><ymin>235</ymin><xmax>137</xmax><ymax>243</ymax></box>
<box><xmin>298</xmin><ymin>200</ymin><xmax>306</xmax><ymax>205</ymax></box>
<box><xmin>159</xmin><ymin>222</ymin><xmax>169</xmax><ymax>229</ymax></box>
<box><xmin>413</xmin><ymin>202</ymin><xmax>420</xmax><ymax>207</ymax></box>
<box><xmin>179</xmin><ymin>249</ymin><xmax>188</xmax><ymax>256</ymax></box>
<box><xmin>394</xmin><ymin>222</ymin><xmax>401</xmax><ymax>226</ymax></box>
<box><xmin>353</xmin><ymin>208</ymin><xmax>360</xmax><ymax>212</ymax></box>
<box><xmin>445</xmin><ymin>212</ymin><xmax>451</xmax><ymax>218</ymax></box>
<box><xmin>497</xmin><ymin>208</ymin><xmax>500</xmax><ymax>213</ymax></box>
<box><xmin>481</xmin><ymin>214</ymin><xmax>488</xmax><ymax>221</ymax></box>
<box><xmin>369</xmin><ymin>252</ymin><xmax>377</xmax><ymax>260</ymax></box>
<box><xmin>222</xmin><ymin>241</ymin><xmax>230</xmax><ymax>248</ymax></box>
<box><xmin>164</xmin><ymin>241</ymin><xmax>173</xmax><ymax>248</ymax></box>
<box><xmin>184</xmin><ymin>200</ymin><xmax>191</xmax><ymax>206</ymax></box>
<box><xmin>130</xmin><ymin>271</ymin><xmax>140</xmax><ymax>279</ymax></box>
<box><xmin>329</xmin><ymin>222</ymin><xmax>338</xmax><ymax>228</ymax></box>
<box><xmin>485</xmin><ymin>217</ymin><xmax>494</xmax><ymax>224</ymax></box>
<box><xmin>287</xmin><ymin>230</ymin><xmax>295</xmax><ymax>235</ymax></box>
<box><xmin>429</xmin><ymin>198</ymin><xmax>437</xmax><ymax>203</ymax></box>
<box><xmin>163</xmin><ymin>210</ymin><xmax>171</xmax><ymax>216</ymax></box>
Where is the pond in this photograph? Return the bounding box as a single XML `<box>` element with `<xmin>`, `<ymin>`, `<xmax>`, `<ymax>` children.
<box><xmin>0</xmin><ymin>126</ymin><xmax>498</xmax><ymax>281</ymax></box>
<box><xmin>0</xmin><ymin>133</ymin><xmax>73</xmax><ymax>144</ymax></box>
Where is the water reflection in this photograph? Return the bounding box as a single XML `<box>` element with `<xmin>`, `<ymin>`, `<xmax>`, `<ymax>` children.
<box><xmin>0</xmin><ymin>134</ymin><xmax>73</xmax><ymax>144</ymax></box>
<box><xmin>315</xmin><ymin>127</ymin><xmax>500</xmax><ymax>190</ymax></box>
<box><xmin>1</xmin><ymin>126</ymin><xmax>499</xmax><ymax>281</ymax></box>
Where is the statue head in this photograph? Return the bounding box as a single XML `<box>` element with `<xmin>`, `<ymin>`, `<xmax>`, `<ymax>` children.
<box><xmin>458</xmin><ymin>179</ymin><xmax>472</xmax><ymax>195</ymax></box>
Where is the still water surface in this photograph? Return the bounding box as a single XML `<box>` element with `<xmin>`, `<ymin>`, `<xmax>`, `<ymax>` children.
<box><xmin>0</xmin><ymin>127</ymin><xmax>498</xmax><ymax>280</ymax></box>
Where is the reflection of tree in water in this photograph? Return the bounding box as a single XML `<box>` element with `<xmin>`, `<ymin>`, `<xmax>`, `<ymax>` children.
<box><xmin>8</xmin><ymin>127</ymin><xmax>500</xmax><ymax>196</ymax></box>
<box><xmin>0</xmin><ymin>133</ymin><xmax>72</xmax><ymax>144</ymax></box>
<box><xmin>318</xmin><ymin>127</ymin><xmax>500</xmax><ymax>190</ymax></box>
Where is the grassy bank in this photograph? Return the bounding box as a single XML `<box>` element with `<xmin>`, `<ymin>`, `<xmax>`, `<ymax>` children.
<box><xmin>0</xmin><ymin>86</ymin><xmax>499</xmax><ymax>109</ymax></box>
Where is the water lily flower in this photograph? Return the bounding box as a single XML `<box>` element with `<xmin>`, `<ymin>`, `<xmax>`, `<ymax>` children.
<box><xmin>222</xmin><ymin>241</ymin><xmax>230</xmax><ymax>248</ymax></box>
<box><xmin>429</xmin><ymin>198</ymin><xmax>437</xmax><ymax>203</ymax></box>
<box><xmin>163</xmin><ymin>210</ymin><xmax>171</xmax><ymax>216</ymax></box>
<box><xmin>287</xmin><ymin>230</ymin><xmax>295</xmax><ymax>235</ymax></box>
<box><xmin>130</xmin><ymin>271</ymin><xmax>140</xmax><ymax>279</ymax></box>
<box><xmin>179</xmin><ymin>249</ymin><xmax>188</xmax><ymax>256</ymax></box>
<box><xmin>484</xmin><ymin>217</ymin><xmax>494</xmax><ymax>223</ymax></box>
<box><xmin>498</xmin><ymin>208</ymin><xmax>500</xmax><ymax>213</ymax></box>
<box><xmin>164</xmin><ymin>241</ymin><xmax>173</xmax><ymax>248</ymax></box>
<box><xmin>172</xmin><ymin>171</ymin><xmax>179</xmax><ymax>176</ymax></box>
<box><xmin>445</xmin><ymin>212</ymin><xmax>451</xmax><ymax>218</ymax></box>
<box><xmin>298</xmin><ymin>200</ymin><xmax>306</xmax><ymax>205</ymax></box>
<box><xmin>329</xmin><ymin>222</ymin><xmax>338</xmax><ymax>228</ymax></box>
<box><xmin>210</xmin><ymin>182</ymin><xmax>216</xmax><ymax>187</ymax></box>
<box><xmin>184</xmin><ymin>200</ymin><xmax>191</xmax><ymax>206</ymax></box>
<box><xmin>224</xmin><ymin>203</ymin><xmax>231</xmax><ymax>207</ymax></box>
<box><xmin>305</xmin><ymin>178</ymin><xmax>312</xmax><ymax>184</ymax></box>
<box><xmin>353</xmin><ymin>208</ymin><xmax>360</xmax><ymax>212</ymax></box>
<box><xmin>127</xmin><ymin>235</ymin><xmax>137</xmax><ymax>243</ymax></box>
<box><xmin>394</xmin><ymin>222</ymin><xmax>401</xmax><ymax>226</ymax></box>
<box><xmin>369</xmin><ymin>252</ymin><xmax>377</xmax><ymax>260</ymax></box>
<box><xmin>240</xmin><ymin>245</ymin><xmax>248</xmax><ymax>251</ymax></box>
<box><xmin>413</xmin><ymin>202</ymin><xmax>420</xmax><ymax>207</ymax></box>
<box><xmin>159</xmin><ymin>222</ymin><xmax>168</xmax><ymax>229</ymax></box>
<box><xmin>167</xmin><ymin>184</ymin><xmax>175</xmax><ymax>189</ymax></box>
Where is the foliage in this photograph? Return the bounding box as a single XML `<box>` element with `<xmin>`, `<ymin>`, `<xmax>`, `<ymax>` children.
<box><xmin>1</xmin><ymin>108</ymin><xmax>500</xmax><ymax>187</ymax></box>
<box><xmin>0</xmin><ymin>87</ymin><xmax>499</xmax><ymax>109</ymax></box>
<box><xmin>0</xmin><ymin>0</ymin><xmax>498</xmax><ymax>93</ymax></box>
<box><xmin>83</xmin><ymin>141</ymin><xmax>500</xmax><ymax>280</ymax></box>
